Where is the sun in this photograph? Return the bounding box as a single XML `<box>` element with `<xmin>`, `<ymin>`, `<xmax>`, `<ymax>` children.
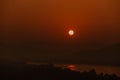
<box><xmin>68</xmin><ymin>30</ymin><xmax>74</xmax><ymax>36</ymax></box>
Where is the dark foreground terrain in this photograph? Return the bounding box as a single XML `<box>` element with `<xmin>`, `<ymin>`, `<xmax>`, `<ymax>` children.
<box><xmin>0</xmin><ymin>62</ymin><xmax>120</xmax><ymax>80</ymax></box>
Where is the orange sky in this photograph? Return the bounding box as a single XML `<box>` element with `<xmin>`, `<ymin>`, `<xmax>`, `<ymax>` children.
<box><xmin>0</xmin><ymin>0</ymin><xmax>120</xmax><ymax>63</ymax></box>
<box><xmin>0</xmin><ymin>0</ymin><xmax>120</xmax><ymax>64</ymax></box>
<box><xmin>1</xmin><ymin>0</ymin><xmax>120</xmax><ymax>46</ymax></box>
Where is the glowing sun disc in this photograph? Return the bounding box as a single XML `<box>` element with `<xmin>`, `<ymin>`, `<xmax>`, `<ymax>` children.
<box><xmin>68</xmin><ymin>30</ymin><xmax>74</xmax><ymax>36</ymax></box>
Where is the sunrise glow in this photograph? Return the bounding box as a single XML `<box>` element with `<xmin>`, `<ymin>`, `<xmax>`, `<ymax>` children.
<box><xmin>68</xmin><ymin>30</ymin><xmax>74</xmax><ymax>36</ymax></box>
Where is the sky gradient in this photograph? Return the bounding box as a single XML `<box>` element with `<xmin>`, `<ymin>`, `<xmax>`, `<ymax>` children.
<box><xmin>0</xmin><ymin>0</ymin><xmax>120</xmax><ymax>65</ymax></box>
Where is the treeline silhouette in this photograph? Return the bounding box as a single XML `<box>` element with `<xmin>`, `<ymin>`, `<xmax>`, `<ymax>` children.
<box><xmin>0</xmin><ymin>62</ymin><xmax>119</xmax><ymax>80</ymax></box>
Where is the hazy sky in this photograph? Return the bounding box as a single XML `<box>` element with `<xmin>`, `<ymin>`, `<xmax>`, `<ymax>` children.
<box><xmin>0</xmin><ymin>0</ymin><xmax>120</xmax><ymax>65</ymax></box>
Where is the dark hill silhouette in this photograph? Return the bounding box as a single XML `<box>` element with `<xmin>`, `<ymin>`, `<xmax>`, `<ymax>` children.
<box><xmin>0</xmin><ymin>62</ymin><xmax>119</xmax><ymax>80</ymax></box>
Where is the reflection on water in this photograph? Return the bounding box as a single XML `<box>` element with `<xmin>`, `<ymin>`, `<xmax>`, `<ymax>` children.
<box><xmin>67</xmin><ymin>65</ymin><xmax>77</xmax><ymax>71</ymax></box>
<box><xmin>55</xmin><ymin>64</ymin><xmax>120</xmax><ymax>77</ymax></box>
<box><xmin>26</xmin><ymin>62</ymin><xmax>120</xmax><ymax>77</ymax></box>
